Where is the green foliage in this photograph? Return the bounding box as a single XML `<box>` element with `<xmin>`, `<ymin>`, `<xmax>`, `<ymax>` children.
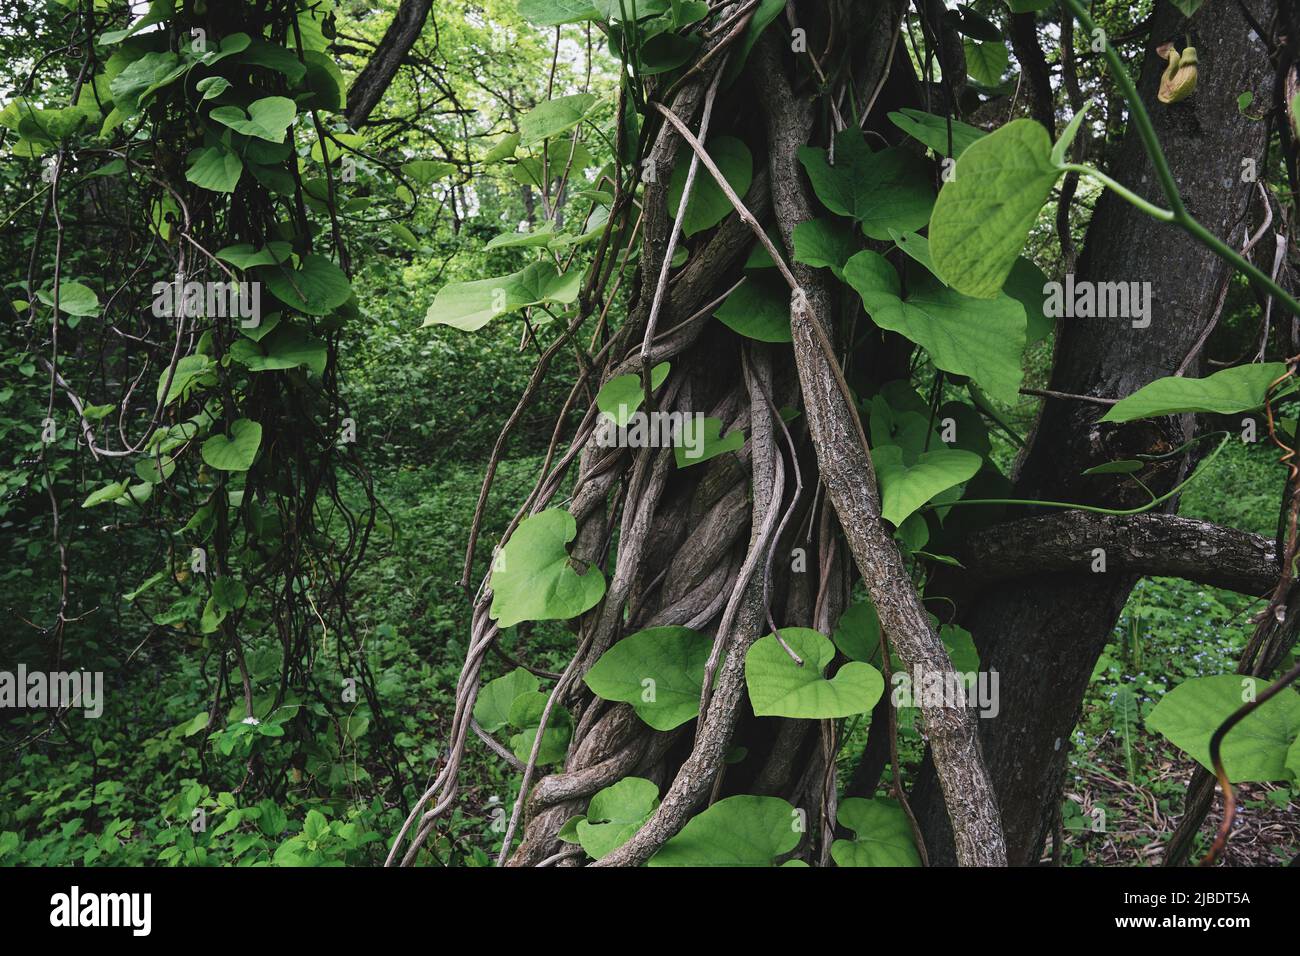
<box><xmin>872</xmin><ymin>445</ymin><xmax>982</xmax><ymax>526</ymax></box>
<box><xmin>583</xmin><ymin>626</ymin><xmax>712</xmax><ymax>730</ymax></box>
<box><xmin>667</xmin><ymin>135</ymin><xmax>753</xmax><ymax>237</ymax></box>
<box><xmin>1147</xmin><ymin>675</ymin><xmax>1300</xmax><ymax>783</ymax></box>
<box><xmin>489</xmin><ymin>509</ymin><xmax>607</xmax><ymax>628</ymax></box>
<box><xmin>831</xmin><ymin>798</ymin><xmax>921</xmax><ymax>867</ymax></box>
<box><xmin>745</xmin><ymin>629</ymin><xmax>884</xmax><ymax>719</ymax></box>
<box><xmin>564</xmin><ymin>777</ymin><xmax>660</xmax><ymax>860</ymax></box>
<box><xmin>798</xmin><ymin>129</ymin><xmax>934</xmax><ymax>240</ymax></box>
<box><xmin>845</xmin><ymin>250</ymin><xmax>1027</xmax><ymax>403</ymax></box>
<box><xmin>648</xmin><ymin>795</ymin><xmax>799</xmax><ymax>866</ymax></box>
<box><xmin>1100</xmin><ymin>364</ymin><xmax>1288</xmax><ymax>423</ymax></box>
<box><xmin>595</xmin><ymin>363</ymin><xmax>671</xmax><ymax>425</ymax></box>
<box><xmin>929</xmin><ymin>119</ymin><xmax>1061</xmax><ymax>298</ymax></box>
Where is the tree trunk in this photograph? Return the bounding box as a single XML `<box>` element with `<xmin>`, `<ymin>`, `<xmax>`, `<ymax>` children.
<box><xmin>911</xmin><ymin>0</ymin><xmax>1277</xmax><ymax>865</ymax></box>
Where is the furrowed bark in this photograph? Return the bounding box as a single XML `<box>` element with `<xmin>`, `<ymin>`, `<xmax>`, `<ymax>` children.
<box><xmin>346</xmin><ymin>0</ymin><xmax>434</xmax><ymax>127</ymax></box>
<box><xmin>753</xmin><ymin>37</ymin><xmax>1006</xmax><ymax>867</ymax></box>
<box><xmin>964</xmin><ymin>512</ymin><xmax>1279</xmax><ymax>595</ymax></box>
<box><xmin>911</xmin><ymin>0</ymin><xmax>1277</xmax><ymax>865</ymax></box>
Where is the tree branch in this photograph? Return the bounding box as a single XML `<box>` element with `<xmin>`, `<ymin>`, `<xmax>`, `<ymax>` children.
<box><xmin>345</xmin><ymin>0</ymin><xmax>434</xmax><ymax>127</ymax></box>
<box><xmin>963</xmin><ymin>512</ymin><xmax>1279</xmax><ymax>596</ymax></box>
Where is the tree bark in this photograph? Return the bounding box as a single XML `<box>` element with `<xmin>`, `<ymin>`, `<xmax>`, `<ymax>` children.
<box><xmin>963</xmin><ymin>512</ymin><xmax>1278</xmax><ymax>595</ymax></box>
<box><xmin>346</xmin><ymin>0</ymin><xmax>434</xmax><ymax>127</ymax></box>
<box><xmin>912</xmin><ymin>0</ymin><xmax>1277</xmax><ymax>865</ymax></box>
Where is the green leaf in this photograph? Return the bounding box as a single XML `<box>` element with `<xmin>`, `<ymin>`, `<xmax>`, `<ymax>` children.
<box><xmin>309</xmin><ymin>131</ymin><xmax>364</xmax><ymax>164</ymax></box>
<box><xmin>83</xmin><ymin>481</ymin><xmax>127</xmax><ymax>509</ymax></box>
<box><xmin>714</xmin><ymin>272</ymin><xmax>791</xmax><ymax>343</ymax></box>
<box><xmin>215</xmin><ymin>242</ymin><xmax>292</xmax><ymax>269</ymax></box>
<box><xmin>424</xmin><ymin>262</ymin><xmax>580</xmax><ymax>331</ymax></box>
<box><xmin>1002</xmin><ymin>256</ymin><xmax>1055</xmax><ymax>343</ymax></box>
<box><xmin>507</xmin><ymin>691</ymin><xmax>573</xmax><ymax>764</ymax></box>
<box><xmin>489</xmin><ymin>509</ymin><xmax>607</xmax><ymax>628</ymax></box>
<box><xmin>483</xmin><ymin>224</ymin><xmax>556</xmax><ymax>250</ymax></box>
<box><xmin>745</xmin><ymin>628</ymin><xmax>884</xmax><ymax>718</ymax></box>
<box><xmin>650</xmin><ymin>795</ymin><xmax>800</xmax><ymax>866</ymax></box>
<box><xmin>798</xmin><ymin>130</ymin><xmax>934</xmax><ymax>240</ymax></box>
<box><xmin>36</xmin><ymin>280</ymin><xmax>99</xmax><ymax>317</ymax></box>
<box><xmin>1147</xmin><ymin>675</ymin><xmax>1300</xmax><ymax>783</ymax></box>
<box><xmin>1170</xmin><ymin>0</ymin><xmax>1205</xmax><ymax>14</ymax></box>
<box><xmin>872</xmin><ymin>444</ymin><xmax>982</xmax><ymax>526</ymax></box>
<box><xmin>518</xmin><ymin>93</ymin><xmax>598</xmax><ymax>147</ymax></box>
<box><xmin>212</xmin><ymin>577</ymin><xmax>248</xmax><ymax>611</ymax></box>
<box><xmin>239</xmin><ymin>40</ymin><xmax>307</xmax><ymax>84</ymax></box>
<box><xmin>1050</xmin><ymin>100</ymin><xmax>1094</xmax><ymax>167</ymax></box>
<box><xmin>595</xmin><ymin>363</ymin><xmax>671</xmax><ymax>426</ymax></box>
<box><xmin>99</xmin><ymin>0</ymin><xmax>173</xmax><ymax>44</ymax></box>
<box><xmin>110</xmin><ymin>51</ymin><xmax>184</xmax><ymax>113</ymax></box>
<box><xmin>1100</xmin><ymin>364</ymin><xmax>1288</xmax><ymax>423</ymax></box>
<box><xmin>941</xmin><ymin>624</ymin><xmax>980</xmax><ymax>674</ymax></box>
<box><xmin>185</xmin><ymin>144</ymin><xmax>243</xmax><ymax>193</ymax></box>
<box><xmin>209</xmin><ymin>96</ymin><xmax>296</xmax><ymax>143</ymax></box>
<box><xmin>929</xmin><ymin>119</ymin><xmax>1061</xmax><ymax>299</ymax></box>
<box><xmin>400</xmin><ymin>160</ymin><xmax>456</xmax><ymax>184</ymax></box>
<box><xmin>483</xmin><ymin>131</ymin><xmax>521</xmax><ymax>163</ymax></box>
<box><xmin>845</xmin><ymin>250</ymin><xmax>1026</xmax><ymax>404</ymax></box>
<box><xmin>674</xmin><ymin>416</ymin><xmax>745</xmax><ymax>468</ymax></box>
<box><xmin>964</xmin><ymin>39</ymin><xmax>1009</xmax><ymax>85</ymax></box>
<box><xmin>792</xmin><ymin>218</ymin><xmax>859</xmax><ymax>279</ymax></box>
<box><xmin>575</xmin><ymin>777</ymin><xmax>659</xmax><ymax>859</ymax></box>
<box><xmin>667</xmin><ymin>135</ymin><xmax>752</xmax><ymax>237</ymax></box>
<box><xmin>831</xmin><ymin>798</ymin><xmax>921</xmax><ymax>866</ymax></box>
<box><xmin>195</xmin><ymin>76</ymin><xmax>231</xmax><ymax>100</ymax></box>
<box><xmin>261</xmin><ymin>254</ymin><xmax>352</xmax><ymax>315</ymax></box>
<box><xmin>473</xmin><ymin>668</ymin><xmax>540</xmax><ymax>733</ymax></box>
<box><xmin>229</xmin><ymin>324</ymin><xmax>327</xmax><ymax>376</ymax></box>
<box><xmin>832</xmin><ymin>601</ymin><xmax>881</xmax><ymax>663</ymax></box>
<box><xmin>583</xmin><ymin>626</ymin><xmax>712</xmax><ymax>730</ymax></box>
<box><xmin>519</xmin><ymin>0</ymin><xmax>601</xmax><ymax>27</ymax></box>
<box><xmin>887</xmin><ymin>108</ymin><xmax>986</xmax><ymax>158</ymax></box>
<box><xmin>200</xmin><ymin>419</ymin><xmax>262</xmax><ymax>472</ymax></box>
<box><xmin>157</xmin><ymin>354</ymin><xmax>214</xmax><ymax>405</ymax></box>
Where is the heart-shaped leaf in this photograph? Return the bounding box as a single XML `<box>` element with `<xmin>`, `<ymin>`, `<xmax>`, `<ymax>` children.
<box><xmin>872</xmin><ymin>444</ymin><xmax>982</xmax><ymax>526</ymax></box>
<box><xmin>185</xmin><ymin>143</ymin><xmax>243</xmax><ymax>193</ymax></box>
<box><xmin>887</xmin><ymin>108</ymin><xmax>986</xmax><ymax>158</ymax></box>
<box><xmin>928</xmin><ymin>119</ymin><xmax>1061</xmax><ymax>298</ymax></box>
<box><xmin>798</xmin><ymin>129</ymin><xmax>934</xmax><ymax>240</ymax></box>
<box><xmin>507</xmin><ymin>691</ymin><xmax>573</xmax><ymax>764</ymax></box>
<box><xmin>583</xmin><ymin>626</ymin><xmax>712</xmax><ymax>730</ymax></box>
<box><xmin>832</xmin><ymin>600</ymin><xmax>881</xmax><ymax>663</ymax></box>
<box><xmin>648</xmin><ymin>795</ymin><xmax>800</xmax><ymax>866</ymax></box>
<box><xmin>200</xmin><ymin>418</ymin><xmax>262</xmax><ymax>472</ymax></box>
<box><xmin>261</xmin><ymin>254</ymin><xmax>352</xmax><ymax>315</ymax></box>
<box><xmin>1147</xmin><ymin>675</ymin><xmax>1300</xmax><ymax>783</ymax></box>
<box><xmin>424</xmin><ymin>262</ymin><xmax>580</xmax><ymax>331</ymax></box>
<box><xmin>714</xmin><ymin>271</ymin><xmax>792</xmax><ymax>342</ymax></box>
<box><xmin>674</xmin><ymin>416</ymin><xmax>745</xmax><ymax>468</ymax></box>
<box><xmin>831</xmin><ymin>798</ymin><xmax>921</xmax><ymax>867</ymax></box>
<box><xmin>575</xmin><ymin>777</ymin><xmax>659</xmax><ymax>859</ymax></box>
<box><xmin>745</xmin><ymin>628</ymin><xmax>884</xmax><ymax>718</ymax></box>
<box><xmin>595</xmin><ymin>362</ymin><xmax>671</xmax><ymax>427</ymax></box>
<box><xmin>1100</xmin><ymin>363</ymin><xmax>1288</xmax><ymax>423</ymax></box>
<box><xmin>473</xmin><ymin>668</ymin><xmax>540</xmax><ymax>733</ymax></box>
<box><xmin>845</xmin><ymin>250</ymin><xmax>1026</xmax><ymax>404</ymax></box>
<box><xmin>36</xmin><ymin>280</ymin><xmax>99</xmax><ymax>317</ymax></box>
<box><xmin>793</xmin><ymin>218</ymin><xmax>859</xmax><ymax>279</ymax></box>
<box><xmin>489</xmin><ymin>508</ymin><xmax>606</xmax><ymax>628</ymax></box>
<box><xmin>667</xmin><ymin>135</ymin><xmax>752</xmax><ymax>237</ymax></box>
<box><xmin>518</xmin><ymin>93</ymin><xmax>597</xmax><ymax>146</ymax></box>
<box><xmin>209</xmin><ymin>96</ymin><xmax>296</xmax><ymax>143</ymax></box>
